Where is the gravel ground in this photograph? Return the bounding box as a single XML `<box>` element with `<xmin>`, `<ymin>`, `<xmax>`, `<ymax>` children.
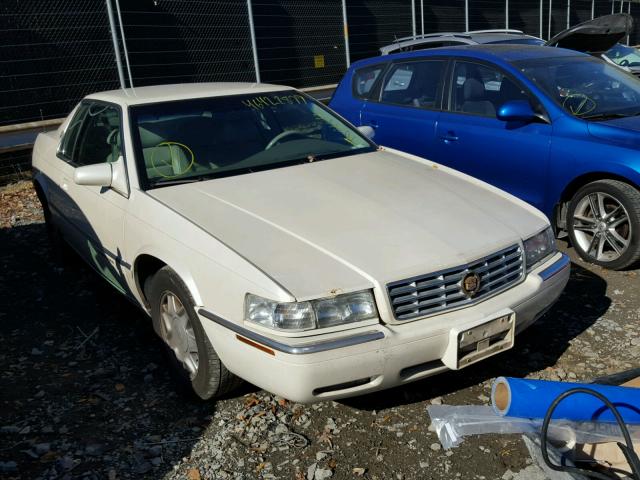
<box><xmin>1</xmin><ymin>180</ymin><xmax>639</xmax><ymax>480</ymax></box>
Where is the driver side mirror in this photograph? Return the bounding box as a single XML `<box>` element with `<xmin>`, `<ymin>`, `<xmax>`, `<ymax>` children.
<box><xmin>357</xmin><ymin>125</ymin><xmax>375</xmax><ymax>140</ymax></box>
<box><xmin>496</xmin><ymin>100</ymin><xmax>539</xmax><ymax>123</ymax></box>
<box><xmin>73</xmin><ymin>157</ymin><xmax>129</xmax><ymax>197</ymax></box>
<box><xmin>74</xmin><ymin>162</ymin><xmax>112</xmax><ymax>187</ymax></box>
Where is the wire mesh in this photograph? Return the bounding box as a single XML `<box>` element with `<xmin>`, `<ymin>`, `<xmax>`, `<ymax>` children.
<box><xmin>468</xmin><ymin>0</ymin><xmax>506</xmax><ymax>31</ymax></box>
<box><xmin>347</xmin><ymin>0</ymin><xmax>414</xmax><ymax>61</ymax></box>
<box><xmin>420</xmin><ymin>0</ymin><xmax>466</xmax><ymax>34</ymax></box>
<box><xmin>510</xmin><ymin>0</ymin><xmax>544</xmax><ymax>37</ymax></box>
<box><xmin>1</xmin><ymin>0</ymin><xmax>640</xmax><ymax>183</ymax></box>
<box><xmin>0</xmin><ymin>0</ymin><xmax>120</xmax><ymax>127</ymax></box>
<box><xmin>252</xmin><ymin>0</ymin><xmax>345</xmax><ymax>87</ymax></box>
<box><xmin>118</xmin><ymin>0</ymin><xmax>255</xmax><ymax>86</ymax></box>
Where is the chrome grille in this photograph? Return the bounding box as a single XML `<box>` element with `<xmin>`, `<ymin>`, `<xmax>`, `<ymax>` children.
<box><xmin>387</xmin><ymin>244</ymin><xmax>524</xmax><ymax>321</ymax></box>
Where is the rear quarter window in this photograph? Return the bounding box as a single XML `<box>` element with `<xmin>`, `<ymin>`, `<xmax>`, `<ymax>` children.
<box><xmin>352</xmin><ymin>64</ymin><xmax>385</xmax><ymax>99</ymax></box>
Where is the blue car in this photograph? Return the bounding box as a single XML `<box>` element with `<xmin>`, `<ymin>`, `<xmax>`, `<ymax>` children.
<box><xmin>329</xmin><ymin>45</ymin><xmax>640</xmax><ymax>270</ymax></box>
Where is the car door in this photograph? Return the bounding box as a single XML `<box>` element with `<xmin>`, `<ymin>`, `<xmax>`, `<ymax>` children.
<box><xmin>333</xmin><ymin>63</ymin><xmax>387</xmax><ymax>126</ymax></box>
<box><xmin>433</xmin><ymin>59</ymin><xmax>553</xmax><ymax>211</ymax></box>
<box><xmin>360</xmin><ymin>58</ymin><xmax>447</xmax><ymax>159</ymax></box>
<box><xmin>51</xmin><ymin>101</ymin><xmax>131</xmax><ymax>294</ymax></box>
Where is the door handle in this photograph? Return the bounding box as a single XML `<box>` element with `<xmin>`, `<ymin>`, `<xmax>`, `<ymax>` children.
<box><xmin>440</xmin><ymin>131</ymin><xmax>459</xmax><ymax>143</ymax></box>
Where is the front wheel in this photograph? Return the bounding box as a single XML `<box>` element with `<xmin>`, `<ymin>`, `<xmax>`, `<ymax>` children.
<box><xmin>145</xmin><ymin>266</ymin><xmax>242</xmax><ymax>400</ymax></box>
<box><xmin>567</xmin><ymin>180</ymin><xmax>640</xmax><ymax>270</ymax></box>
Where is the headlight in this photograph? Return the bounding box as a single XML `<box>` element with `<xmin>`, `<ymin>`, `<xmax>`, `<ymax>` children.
<box><xmin>524</xmin><ymin>226</ymin><xmax>556</xmax><ymax>270</ymax></box>
<box><xmin>245</xmin><ymin>290</ymin><xmax>378</xmax><ymax>332</ymax></box>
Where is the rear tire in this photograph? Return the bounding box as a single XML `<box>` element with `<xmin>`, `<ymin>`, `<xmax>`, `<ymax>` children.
<box><xmin>33</xmin><ymin>182</ymin><xmax>72</xmax><ymax>262</ymax></box>
<box><xmin>145</xmin><ymin>266</ymin><xmax>242</xmax><ymax>400</ymax></box>
<box><xmin>567</xmin><ymin>180</ymin><xmax>640</xmax><ymax>270</ymax></box>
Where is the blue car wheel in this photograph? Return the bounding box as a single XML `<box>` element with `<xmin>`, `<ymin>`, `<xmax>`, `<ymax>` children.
<box><xmin>568</xmin><ymin>180</ymin><xmax>640</xmax><ymax>270</ymax></box>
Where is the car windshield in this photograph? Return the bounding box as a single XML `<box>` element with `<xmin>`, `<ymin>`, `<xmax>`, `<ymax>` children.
<box><xmin>130</xmin><ymin>91</ymin><xmax>375</xmax><ymax>188</ymax></box>
<box><xmin>513</xmin><ymin>56</ymin><xmax>640</xmax><ymax>119</ymax></box>
<box><xmin>605</xmin><ymin>43</ymin><xmax>640</xmax><ymax>67</ymax></box>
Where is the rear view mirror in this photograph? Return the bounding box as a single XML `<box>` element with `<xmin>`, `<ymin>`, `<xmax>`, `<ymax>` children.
<box><xmin>358</xmin><ymin>125</ymin><xmax>375</xmax><ymax>140</ymax></box>
<box><xmin>74</xmin><ymin>163</ymin><xmax>112</xmax><ymax>187</ymax></box>
<box><xmin>497</xmin><ymin>100</ymin><xmax>538</xmax><ymax>123</ymax></box>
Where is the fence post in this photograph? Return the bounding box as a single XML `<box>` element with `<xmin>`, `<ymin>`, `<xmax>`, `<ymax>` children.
<box><xmin>506</xmin><ymin>0</ymin><xmax>509</xmax><ymax>29</ymax></box>
<box><xmin>628</xmin><ymin>1</ymin><xmax>631</xmax><ymax>45</ymax></box>
<box><xmin>106</xmin><ymin>0</ymin><xmax>127</xmax><ymax>90</ymax></box>
<box><xmin>540</xmin><ymin>0</ymin><xmax>543</xmax><ymax>38</ymax></box>
<box><xmin>548</xmin><ymin>0</ymin><xmax>552</xmax><ymax>39</ymax></box>
<box><xmin>114</xmin><ymin>0</ymin><xmax>133</xmax><ymax>88</ymax></box>
<box><xmin>465</xmin><ymin>0</ymin><xmax>469</xmax><ymax>31</ymax></box>
<box><xmin>411</xmin><ymin>0</ymin><xmax>416</xmax><ymax>38</ymax></box>
<box><xmin>246</xmin><ymin>0</ymin><xmax>261</xmax><ymax>83</ymax></box>
<box><xmin>342</xmin><ymin>0</ymin><xmax>351</xmax><ymax>67</ymax></box>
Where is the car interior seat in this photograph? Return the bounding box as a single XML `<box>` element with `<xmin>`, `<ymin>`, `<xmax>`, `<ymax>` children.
<box><xmin>497</xmin><ymin>77</ymin><xmax>529</xmax><ymax>109</ymax></box>
<box><xmin>138</xmin><ymin>124</ymin><xmax>191</xmax><ymax>179</ymax></box>
<box><xmin>461</xmin><ymin>78</ymin><xmax>496</xmax><ymax>117</ymax></box>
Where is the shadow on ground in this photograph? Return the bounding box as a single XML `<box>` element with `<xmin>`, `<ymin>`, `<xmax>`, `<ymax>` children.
<box><xmin>0</xmin><ymin>221</ymin><xmax>612</xmax><ymax>479</ymax></box>
<box><xmin>0</xmin><ymin>222</ymin><xmax>216</xmax><ymax>479</ymax></box>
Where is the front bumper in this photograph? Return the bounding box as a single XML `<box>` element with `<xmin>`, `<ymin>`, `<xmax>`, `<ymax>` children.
<box><xmin>199</xmin><ymin>252</ymin><xmax>570</xmax><ymax>403</ymax></box>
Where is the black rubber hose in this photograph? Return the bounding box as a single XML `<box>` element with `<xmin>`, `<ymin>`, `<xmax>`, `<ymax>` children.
<box><xmin>540</xmin><ymin>387</ymin><xmax>640</xmax><ymax>480</ymax></box>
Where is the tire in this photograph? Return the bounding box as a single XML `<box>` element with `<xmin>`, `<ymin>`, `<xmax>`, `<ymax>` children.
<box><xmin>145</xmin><ymin>266</ymin><xmax>242</xmax><ymax>400</ymax></box>
<box><xmin>33</xmin><ymin>182</ymin><xmax>71</xmax><ymax>262</ymax></box>
<box><xmin>567</xmin><ymin>180</ymin><xmax>640</xmax><ymax>270</ymax></box>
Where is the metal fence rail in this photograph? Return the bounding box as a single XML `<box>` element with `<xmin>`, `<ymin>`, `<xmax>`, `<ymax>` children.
<box><xmin>1</xmin><ymin>0</ymin><xmax>640</xmax><ymax>184</ymax></box>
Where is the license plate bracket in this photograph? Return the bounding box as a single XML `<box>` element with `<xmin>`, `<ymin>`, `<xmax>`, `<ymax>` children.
<box><xmin>443</xmin><ymin>311</ymin><xmax>515</xmax><ymax>370</ymax></box>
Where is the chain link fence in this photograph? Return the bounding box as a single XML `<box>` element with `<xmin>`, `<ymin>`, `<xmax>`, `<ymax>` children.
<box><xmin>1</xmin><ymin>0</ymin><xmax>640</xmax><ymax>183</ymax></box>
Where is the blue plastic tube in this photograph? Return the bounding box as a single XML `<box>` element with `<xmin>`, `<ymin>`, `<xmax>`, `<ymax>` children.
<box><xmin>491</xmin><ymin>377</ymin><xmax>640</xmax><ymax>424</ymax></box>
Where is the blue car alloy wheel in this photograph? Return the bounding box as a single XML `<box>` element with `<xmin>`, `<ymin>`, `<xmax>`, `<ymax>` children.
<box><xmin>567</xmin><ymin>180</ymin><xmax>640</xmax><ymax>270</ymax></box>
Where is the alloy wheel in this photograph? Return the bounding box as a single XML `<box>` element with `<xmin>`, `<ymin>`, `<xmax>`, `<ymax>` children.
<box><xmin>572</xmin><ymin>192</ymin><xmax>631</xmax><ymax>262</ymax></box>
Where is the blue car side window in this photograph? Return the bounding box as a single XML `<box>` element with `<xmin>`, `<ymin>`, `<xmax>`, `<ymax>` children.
<box><xmin>452</xmin><ymin>61</ymin><xmax>530</xmax><ymax>118</ymax></box>
<box><xmin>352</xmin><ymin>64</ymin><xmax>385</xmax><ymax>99</ymax></box>
<box><xmin>380</xmin><ymin>60</ymin><xmax>445</xmax><ymax>109</ymax></box>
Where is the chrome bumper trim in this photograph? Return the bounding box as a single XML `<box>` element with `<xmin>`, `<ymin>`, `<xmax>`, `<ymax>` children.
<box><xmin>198</xmin><ymin>309</ymin><xmax>385</xmax><ymax>355</ymax></box>
<box><xmin>539</xmin><ymin>253</ymin><xmax>571</xmax><ymax>281</ymax></box>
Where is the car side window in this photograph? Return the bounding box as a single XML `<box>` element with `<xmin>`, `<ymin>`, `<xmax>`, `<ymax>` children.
<box><xmin>58</xmin><ymin>104</ymin><xmax>89</xmax><ymax>161</ymax></box>
<box><xmin>380</xmin><ymin>60</ymin><xmax>445</xmax><ymax>109</ymax></box>
<box><xmin>451</xmin><ymin>61</ymin><xmax>531</xmax><ymax>118</ymax></box>
<box><xmin>59</xmin><ymin>102</ymin><xmax>122</xmax><ymax>166</ymax></box>
<box><xmin>352</xmin><ymin>64</ymin><xmax>385</xmax><ymax>99</ymax></box>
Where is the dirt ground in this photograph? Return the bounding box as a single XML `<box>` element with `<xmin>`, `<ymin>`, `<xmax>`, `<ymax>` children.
<box><xmin>1</xmin><ymin>180</ymin><xmax>639</xmax><ymax>480</ymax></box>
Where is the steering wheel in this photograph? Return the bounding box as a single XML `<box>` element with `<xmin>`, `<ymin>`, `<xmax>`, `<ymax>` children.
<box><xmin>562</xmin><ymin>93</ymin><xmax>597</xmax><ymax>116</ymax></box>
<box><xmin>106</xmin><ymin>129</ymin><xmax>119</xmax><ymax>146</ymax></box>
<box><xmin>265</xmin><ymin>130</ymin><xmax>306</xmax><ymax>150</ymax></box>
<box><xmin>619</xmin><ymin>59</ymin><xmax>630</xmax><ymax>67</ymax></box>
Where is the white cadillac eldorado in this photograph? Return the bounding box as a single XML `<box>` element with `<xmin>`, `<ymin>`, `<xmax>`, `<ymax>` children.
<box><xmin>32</xmin><ymin>83</ymin><xmax>570</xmax><ymax>402</ymax></box>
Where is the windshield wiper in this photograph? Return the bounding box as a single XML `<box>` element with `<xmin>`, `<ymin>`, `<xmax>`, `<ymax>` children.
<box><xmin>150</xmin><ymin>177</ymin><xmax>206</xmax><ymax>188</ymax></box>
<box><xmin>581</xmin><ymin>112</ymin><xmax>630</xmax><ymax>121</ymax></box>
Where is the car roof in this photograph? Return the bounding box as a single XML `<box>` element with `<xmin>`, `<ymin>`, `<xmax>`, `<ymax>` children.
<box><xmin>358</xmin><ymin>44</ymin><xmax>588</xmax><ymax>69</ymax></box>
<box><xmin>380</xmin><ymin>31</ymin><xmax>542</xmax><ymax>54</ymax></box>
<box><xmin>468</xmin><ymin>32</ymin><xmax>541</xmax><ymax>43</ymax></box>
<box><xmin>86</xmin><ymin>82</ymin><xmax>295</xmax><ymax>106</ymax></box>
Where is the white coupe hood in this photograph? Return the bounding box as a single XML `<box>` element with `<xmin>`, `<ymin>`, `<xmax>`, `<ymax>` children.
<box><xmin>148</xmin><ymin>150</ymin><xmax>548</xmax><ymax>301</ymax></box>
